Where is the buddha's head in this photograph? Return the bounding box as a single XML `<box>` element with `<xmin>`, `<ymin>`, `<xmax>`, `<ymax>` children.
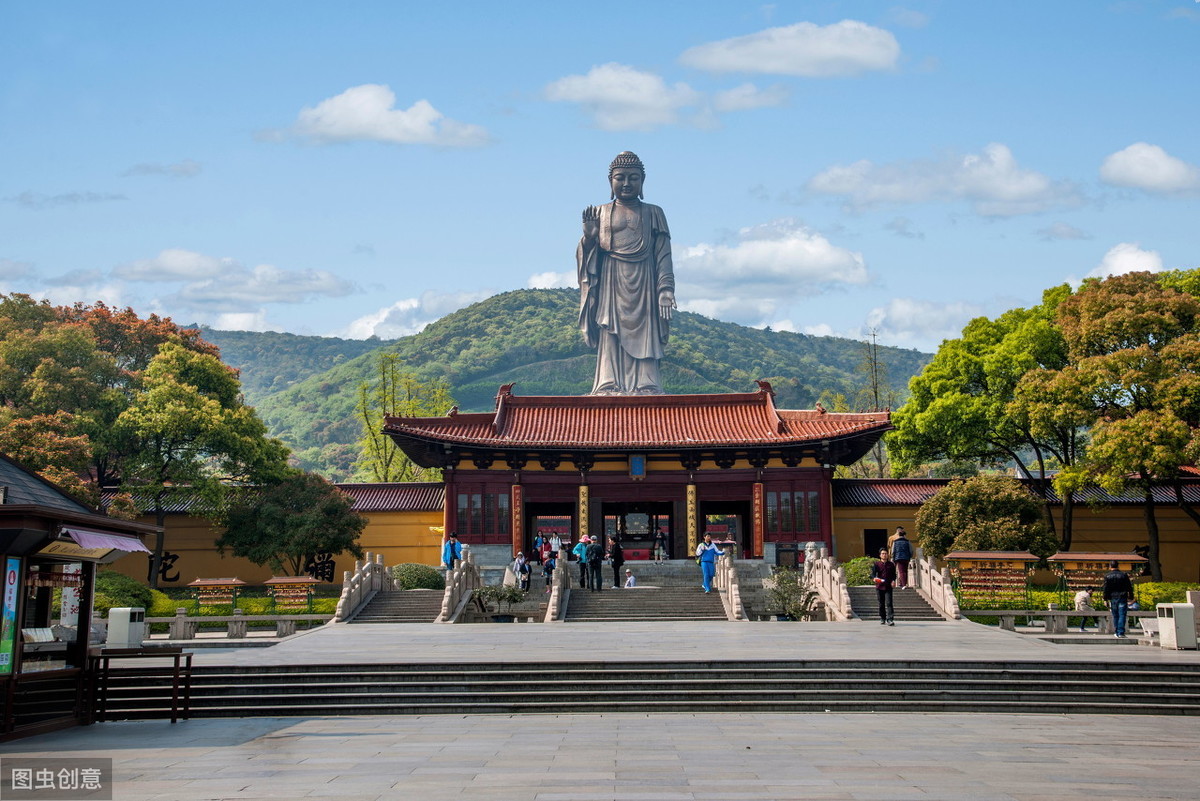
<box><xmin>609</xmin><ymin>151</ymin><xmax>645</xmax><ymax>201</ymax></box>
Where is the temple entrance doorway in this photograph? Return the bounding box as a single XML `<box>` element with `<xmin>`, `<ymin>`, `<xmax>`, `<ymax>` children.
<box><xmin>700</xmin><ymin>500</ymin><xmax>752</xmax><ymax>559</ymax></box>
<box><xmin>600</xmin><ymin>501</ymin><xmax>673</xmax><ymax>560</ymax></box>
<box><xmin>525</xmin><ymin>502</ymin><xmax>574</xmax><ymax>561</ymax></box>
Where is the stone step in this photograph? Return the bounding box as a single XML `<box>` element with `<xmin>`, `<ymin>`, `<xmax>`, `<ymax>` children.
<box><xmin>349</xmin><ymin>590</ymin><xmax>444</xmax><ymax>624</ymax></box>
<box><xmin>96</xmin><ymin>660</ymin><xmax>1200</xmax><ymax>720</ymax></box>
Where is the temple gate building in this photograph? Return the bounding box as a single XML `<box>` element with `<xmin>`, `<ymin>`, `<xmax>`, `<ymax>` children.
<box><xmin>384</xmin><ymin>382</ymin><xmax>892</xmax><ymax>566</ymax></box>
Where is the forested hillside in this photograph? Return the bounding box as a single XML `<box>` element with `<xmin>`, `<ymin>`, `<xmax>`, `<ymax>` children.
<box><xmin>199</xmin><ymin>327</ymin><xmax>391</xmax><ymax>407</ymax></box>
<box><xmin>230</xmin><ymin>288</ymin><xmax>929</xmax><ymax>480</ymax></box>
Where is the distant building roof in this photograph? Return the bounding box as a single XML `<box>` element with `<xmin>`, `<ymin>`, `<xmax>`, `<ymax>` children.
<box><xmin>385</xmin><ymin>385</ymin><xmax>892</xmax><ymax>467</ymax></box>
<box><xmin>0</xmin><ymin>453</ymin><xmax>94</xmax><ymax>514</ymax></box>
<box><xmin>833</xmin><ymin>477</ymin><xmax>1200</xmax><ymax>506</ymax></box>
<box><xmin>103</xmin><ymin>482</ymin><xmax>444</xmax><ymax>515</ymax></box>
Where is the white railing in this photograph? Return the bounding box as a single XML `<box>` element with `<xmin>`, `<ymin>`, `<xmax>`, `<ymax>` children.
<box><xmin>914</xmin><ymin>547</ymin><xmax>960</xmax><ymax>620</ymax></box>
<box><xmin>437</xmin><ymin>546</ymin><xmax>480</xmax><ymax>623</ymax></box>
<box><xmin>544</xmin><ymin>554</ymin><xmax>571</xmax><ymax>622</ymax></box>
<box><xmin>806</xmin><ymin>546</ymin><xmax>854</xmax><ymax>621</ymax></box>
<box><xmin>334</xmin><ymin>552</ymin><xmax>394</xmax><ymax>622</ymax></box>
<box><xmin>715</xmin><ymin>552</ymin><xmax>747</xmax><ymax>621</ymax></box>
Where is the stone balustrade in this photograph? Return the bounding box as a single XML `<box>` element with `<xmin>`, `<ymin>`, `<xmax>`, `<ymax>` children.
<box><xmin>148</xmin><ymin>608</ymin><xmax>329</xmax><ymax>639</ymax></box>
<box><xmin>438</xmin><ymin>546</ymin><xmax>480</xmax><ymax>623</ymax></box>
<box><xmin>714</xmin><ymin>552</ymin><xmax>746</xmax><ymax>621</ymax></box>
<box><xmin>334</xmin><ymin>552</ymin><xmax>393</xmax><ymax>622</ymax></box>
<box><xmin>913</xmin><ymin>548</ymin><xmax>961</xmax><ymax>620</ymax></box>
<box><xmin>544</xmin><ymin>551</ymin><xmax>571</xmax><ymax>622</ymax></box>
<box><xmin>807</xmin><ymin>546</ymin><xmax>853</xmax><ymax>621</ymax></box>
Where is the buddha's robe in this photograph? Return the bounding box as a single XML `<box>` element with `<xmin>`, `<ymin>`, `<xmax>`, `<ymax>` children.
<box><xmin>577</xmin><ymin>201</ymin><xmax>674</xmax><ymax>395</ymax></box>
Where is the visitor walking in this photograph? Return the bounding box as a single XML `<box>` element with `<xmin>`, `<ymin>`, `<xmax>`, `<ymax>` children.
<box><xmin>608</xmin><ymin>537</ymin><xmax>625</xmax><ymax>589</ymax></box>
<box><xmin>871</xmin><ymin>548</ymin><xmax>896</xmax><ymax>625</ymax></box>
<box><xmin>572</xmin><ymin>536</ymin><xmax>591</xmax><ymax>589</ymax></box>
<box><xmin>1074</xmin><ymin>587</ymin><xmax>1097</xmax><ymax>631</ymax></box>
<box><xmin>696</xmin><ymin>533</ymin><xmax>724</xmax><ymax>593</ymax></box>
<box><xmin>624</xmin><ymin>568</ymin><xmax>636</xmax><ymax>588</ymax></box>
<box><xmin>891</xmin><ymin>528</ymin><xmax>913</xmax><ymax>589</ymax></box>
<box><xmin>542</xmin><ymin>551</ymin><xmax>557</xmax><ymax>594</ymax></box>
<box><xmin>586</xmin><ymin>536</ymin><xmax>606</xmax><ymax>592</ymax></box>
<box><xmin>531</xmin><ymin>532</ymin><xmax>544</xmax><ymax>565</ymax></box>
<box><xmin>441</xmin><ymin>532</ymin><xmax>462</xmax><ymax>572</ymax></box>
<box><xmin>549</xmin><ymin>532</ymin><xmax>564</xmax><ymax>556</ymax></box>
<box><xmin>653</xmin><ymin>529</ymin><xmax>668</xmax><ymax>564</ymax></box>
<box><xmin>1102</xmin><ymin>560</ymin><xmax>1135</xmax><ymax>638</ymax></box>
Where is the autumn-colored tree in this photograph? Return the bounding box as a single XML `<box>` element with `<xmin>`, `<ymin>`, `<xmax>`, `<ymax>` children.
<box><xmin>915</xmin><ymin>474</ymin><xmax>1058</xmax><ymax>561</ymax></box>
<box><xmin>1049</xmin><ymin>271</ymin><xmax>1200</xmax><ymax>580</ymax></box>
<box><xmin>353</xmin><ymin>352</ymin><xmax>454</xmax><ymax>482</ymax></box>
<box><xmin>216</xmin><ymin>471</ymin><xmax>366</xmax><ymax>575</ymax></box>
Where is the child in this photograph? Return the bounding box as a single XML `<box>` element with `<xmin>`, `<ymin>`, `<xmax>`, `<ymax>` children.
<box><xmin>623</xmin><ymin>568</ymin><xmax>636</xmax><ymax>588</ymax></box>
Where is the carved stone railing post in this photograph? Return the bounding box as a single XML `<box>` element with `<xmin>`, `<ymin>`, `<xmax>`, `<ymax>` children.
<box><xmin>715</xmin><ymin>552</ymin><xmax>746</xmax><ymax>621</ymax></box>
<box><xmin>169</xmin><ymin>608</ymin><xmax>197</xmax><ymax>640</ymax></box>
<box><xmin>437</xmin><ymin>546</ymin><xmax>480</xmax><ymax>623</ymax></box>
<box><xmin>806</xmin><ymin>547</ymin><xmax>853</xmax><ymax>621</ymax></box>
<box><xmin>545</xmin><ymin>552</ymin><xmax>571</xmax><ymax>622</ymax></box>
<box><xmin>227</xmin><ymin>608</ymin><xmax>247</xmax><ymax>638</ymax></box>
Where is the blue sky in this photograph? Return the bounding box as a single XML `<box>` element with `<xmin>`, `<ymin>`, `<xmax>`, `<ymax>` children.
<box><xmin>2</xmin><ymin>1</ymin><xmax>1197</xmax><ymax>353</ymax></box>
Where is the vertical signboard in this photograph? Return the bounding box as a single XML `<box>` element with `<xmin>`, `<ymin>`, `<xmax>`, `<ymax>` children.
<box><xmin>752</xmin><ymin>482</ymin><xmax>765</xmax><ymax>559</ymax></box>
<box><xmin>0</xmin><ymin>557</ymin><xmax>20</xmax><ymax>675</ymax></box>
<box><xmin>511</xmin><ymin>484</ymin><xmax>524</xmax><ymax>557</ymax></box>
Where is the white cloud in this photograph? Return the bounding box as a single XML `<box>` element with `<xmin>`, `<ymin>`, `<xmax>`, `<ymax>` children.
<box><xmin>711</xmin><ymin>83</ymin><xmax>789</xmax><ymax>112</ymax></box>
<box><xmin>1086</xmin><ymin>242</ymin><xmax>1163</xmax><ymax>280</ymax></box>
<box><xmin>122</xmin><ymin>159</ymin><xmax>202</xmax><ymax>178</ymax></box>
<box><xmin>335</xmin><ymin>290</ymin><xmax>492</xmax><ymax>340</ymax></box>
<box><xmin>1099</xmin><ymin>142</ymin><xmax>1200</xmax><ymax>194</ymax></box>
<box><xmin>1036</xmin><ymin>221</ymin><xmax>1091</xmax><ymax>241</ymax></box>
<box><xmin>679</xmin><ymin>20</ymin><xmax>900</xmax><ymax>77</ymax></box>
<box><xmin>289</xmin><ymin>84</ymin><xmax>489</xmax><ymax>147</ymax></box>
<box><xmin>115</xmin><ymin>248</ymin><xmax>231</xmax><ymax>281</ymax></box>
<box><xmin>545</xmin><ymin>63</ymin><xmax>701</xmax><ymax>131</ymax></box>
<box><xmin>808</xmin><ymin>143</ymin><xmax>1081</xmax><ymax>216</ymax></box>
<box><xmin>865</xmin><ymin>298</ymin><xmax>985</xmax><ymax>348</ymax></box>
<box><xmin>677</xmin><ymin>219</ymin><xmax>869</xmax><ymax>325</ymax></box>
<box><xmin>175</xmin><ymin>263</ymin><xmax>354</xmax><ymax>311</ymax></box>
<box><xmin>9</xmin><ymin>191</ymin><xmax>126</xmax><ymax>209</ymax></box>
<box><xmin>527</xmin><ymin>271</ymin><xmax>575</xmax><ymax>290</ymax></box>
<box><xmin>0</xmin><ymin>258</ymin><xmax>33</xmax><ymax>279</ymax></box>
<box><xmin>887</xmin><ymin>7</ymin><xmax>930</xmax><ymax>28</ymax></box>
<box><xmin>115</xmin><ymin>248</ymin><xmax>354</xmax><ymax>314</ymax></box>
<box><xmin>213</xmin><ymin>310</ymin><xmax>269</xmax><ymax>332</ymax></box>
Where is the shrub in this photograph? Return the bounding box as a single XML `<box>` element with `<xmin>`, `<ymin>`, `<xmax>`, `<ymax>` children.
<box><xmin>843</xmin><ymin>556</ymin><xmax>875</xmax><ymax>587</ymax></box>
<box><xmin>93</xmin><ymin>571</ymin><xmax>152</xmax><ymax>614</ymax></box>
<box><xmin>473</xmin><ymin>583</ymin><xmax>525</xmax><ymax>613</ymax></box>
<box><xmin>765</xmin><ymin>567</ymin><xmax>821</xmax><ymax>620</ymax></box>
<box><xmin>390</xmin><ymin>563</ymin><xmax>445</xmax><ymax>590</ymax></box>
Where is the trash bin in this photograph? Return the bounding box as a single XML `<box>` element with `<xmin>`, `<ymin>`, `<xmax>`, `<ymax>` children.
<box><xmin>106</xmin><ymin>607</ymin><xmax>146</xmax><ymax>648</ymax></box>
<box><xmin>1156</xmin><ymin>603</ymin><xmax>1197</xmax><ymax>650</ymax></box>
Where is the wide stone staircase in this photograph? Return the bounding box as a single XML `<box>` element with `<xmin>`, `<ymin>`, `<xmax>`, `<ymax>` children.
<box><xmin>349</xmin><ymin>589</ymin><xmax>444</xmax><ymax>623</ymax></box>
<box><xmin>94</xmin><ymin>659</ymin><xmax>1200</xmax><ymax>719</ymax></box>
<box><xmin>564</xmin><ymin>560</ymin><xmax>728</xmax><ymax>622</ymax></box>
<box><xmin>848</xmin><ymin>585</ymin><xmax>946</xmax><ymax>621</ymax></box>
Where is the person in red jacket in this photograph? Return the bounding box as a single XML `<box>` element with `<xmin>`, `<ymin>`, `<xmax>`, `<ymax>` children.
<box><xmin>871</xmin><ymin>548</ymin><xmax>897</xmax><ymax>626</ymax></box>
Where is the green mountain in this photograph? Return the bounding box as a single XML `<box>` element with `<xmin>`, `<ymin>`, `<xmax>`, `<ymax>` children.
<box><xmin>210</xmin><ymin>288</ymin><xmax>929</xmax><ymax>480</ymax></box>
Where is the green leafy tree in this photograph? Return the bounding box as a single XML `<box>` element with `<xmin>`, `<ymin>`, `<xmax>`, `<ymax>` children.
<box><xmin>890</xmin><ymin>287</ymin><xmax>1083</xmax><ymax>545</ymax></box>
<box><xmin>216</xmin><ymin>471</ymin><xmax>366</xmax><ymax>575</ymax></box>
<box><xmin>116</xmin><ymin>343</ymin><xmax>289</xmax><ymax>585</ymax></box>
<box><xmin>915</xmin><ymin>474</ymin><xmax>1057</xmax><ymax>562</ymax></box>
<box><xmin>353</xmin><ymin>352</ymin><xmax>454</xmax><ymax>482</ymax></box>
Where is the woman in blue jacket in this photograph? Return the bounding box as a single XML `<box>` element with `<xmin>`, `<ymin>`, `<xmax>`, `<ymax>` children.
<box><xmin>441</xmin><ymin>533</ymin><xmax>462</xmax><ymax>571</ymax></box>
<box><xmin>696</xmin><ymin>533</ymin><xmax>724</xmax><ymax>593</ymax></box>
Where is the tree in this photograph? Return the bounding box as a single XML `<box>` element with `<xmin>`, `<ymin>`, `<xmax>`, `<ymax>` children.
<box><xmin>890</xmin><ymin>287</ymin><xmax>1082</xmax><ymax>545</ymax></box>
<box><xmin>216</xmin><ymin>471</ymin><xmax>366</xmax><ymax>575</ymax></box>
<box><xmin>116</xmin><ymin>343</ymin><xmax>289</xmax><ymax>585</ymax></box>
<box><xmin>353</xmin><ymin>352</ymin><xmax>454</xmax><ymax>482</ymax></box>
<box><xmin>1048</xmin><ymin>271</ymin><xmax>1200</xmax><ymax>580</ymax></box>
<box><xmin>914</xmin><ymin>474</ymin><xmax>1058</xmax><ymax>561</ymax></box>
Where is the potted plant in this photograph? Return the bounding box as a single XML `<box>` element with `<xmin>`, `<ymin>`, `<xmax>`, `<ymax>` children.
<box><xmin>472</xmin><ymin>583</ymin><xmax>526</xmax><ymax>622</ymax></box>
<box><xmin>765</xmin><ymin>567</ymin><xmax>822</xmax><ymax>621</ymax></box>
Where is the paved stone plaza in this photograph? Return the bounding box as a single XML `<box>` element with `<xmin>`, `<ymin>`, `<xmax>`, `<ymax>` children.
<box><xmin>3</xmin><ymin>619</ymin><xmax>1199</xmax><ymax>799</ymax></box>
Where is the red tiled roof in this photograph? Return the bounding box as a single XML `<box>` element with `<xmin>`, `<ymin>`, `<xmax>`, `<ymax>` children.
<box><xmin>385</xmin><ymin>388</ymin><xmax>891</xmax><ymax>450</ymax></box>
